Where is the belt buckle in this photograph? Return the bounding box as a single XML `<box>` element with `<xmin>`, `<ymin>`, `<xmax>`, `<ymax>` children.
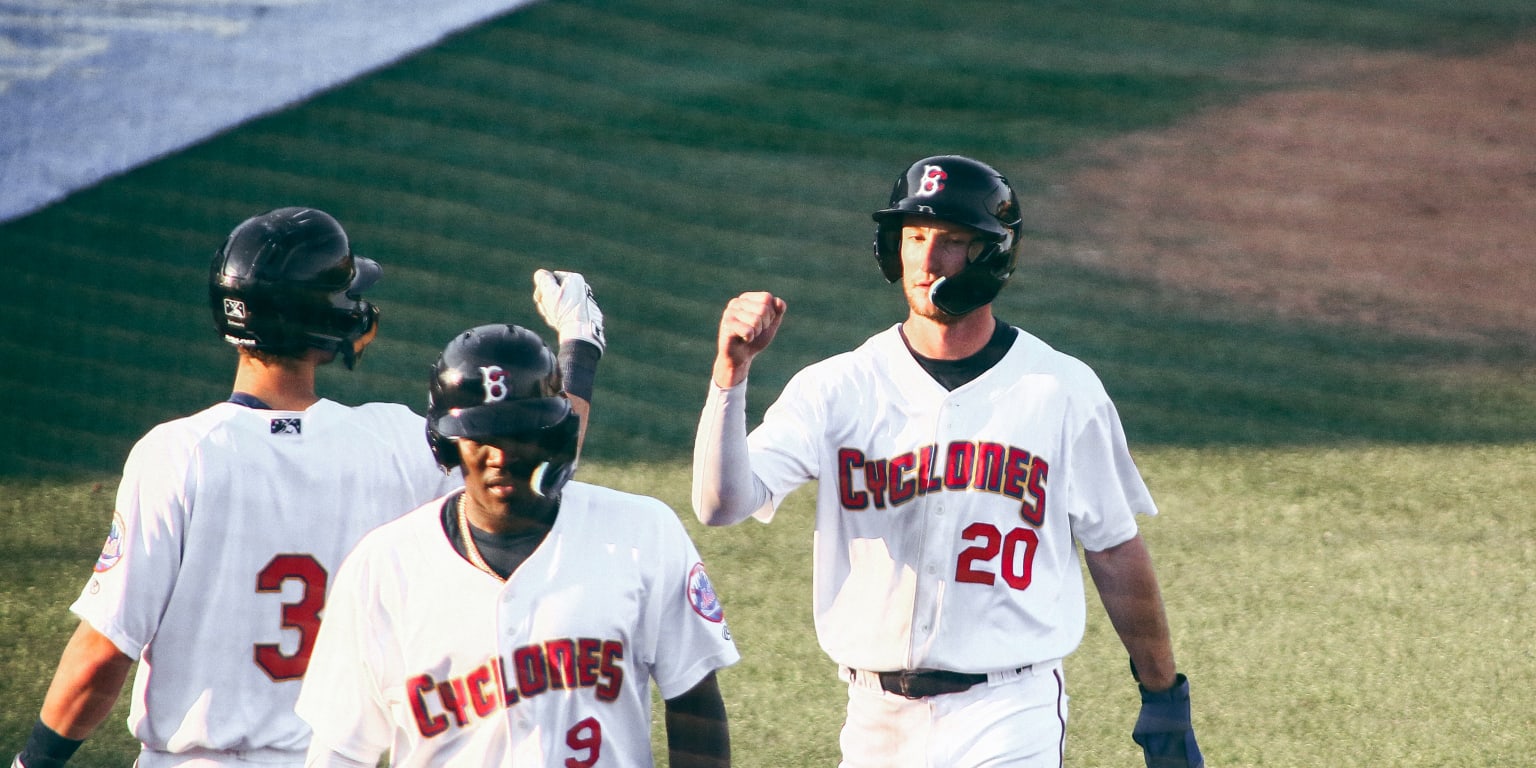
<box><xmin>877</xmin><ymin>670</ymin><xmax>919</xmax><ymax>699</ymax></box>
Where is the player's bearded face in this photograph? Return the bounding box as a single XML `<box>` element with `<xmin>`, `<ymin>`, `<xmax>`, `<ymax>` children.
<box><xmin>899</xmin><ymin>218</ymin><xmax>985</xmax><ymax>321</ymax></box>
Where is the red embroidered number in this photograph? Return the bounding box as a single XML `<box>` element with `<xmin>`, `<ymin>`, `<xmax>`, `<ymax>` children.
<box><xmin>254</xmin><ymin>554</ymin><xmax>327</xmax><ymax>681</ymax></box>
<box><xmin>955</xmin><ymin>522</ymin><xmax>1039</xmax><ymax>590</ymax></box>
<box><xmin>566</xmin><ymin>717</ymin><xmax>602</xmax><ymax>767</ymax></box>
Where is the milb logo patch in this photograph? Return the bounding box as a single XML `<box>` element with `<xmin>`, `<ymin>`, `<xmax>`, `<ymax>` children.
<box><xmin>270</xmin><ymin>417</ymin><xmax>302</xmax><ymax>435</ymax></box>
<box><xmin>223</xmin><ymin>298</ymin><xmax>248</xmax><ymax>324</ymax></box>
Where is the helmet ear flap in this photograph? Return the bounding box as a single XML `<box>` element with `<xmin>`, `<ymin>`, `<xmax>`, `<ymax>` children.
<box><xmin>928</xmin><ymin>240</ymin><xmax>1017</xmax><ymax>316</ymax></box>
<box><xmin>426</xmin><ymin>422</ymin><xmax>461</xmax><ymax>473</ymax></box>
<box><xmin>873</xmin><ymin>223</ymin><xmax>903</xmax><ymax>283</ymax></box>
<box><xmin>531</xmin><ymin>410</ymin><xmax>581</xmax><ymax>497</ymax></box>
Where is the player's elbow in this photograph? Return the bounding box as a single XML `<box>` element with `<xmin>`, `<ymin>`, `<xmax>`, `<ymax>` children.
<box><xmin>691</xmin><ymin>488</ymin><xmax>763</xmax><ymax>527</ymax></box>
<box><xmin>691</xmin><ymin>496</ymin><xmax>739</xmax><ymax>527</ymax></box>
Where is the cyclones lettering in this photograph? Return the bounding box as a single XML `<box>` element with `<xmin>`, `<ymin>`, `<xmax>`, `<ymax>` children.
<box><xmin>837</xmin><ymin>441</ymin><xmax>1048</xmax><ymax>526</ymax></box>
<box><xmin>407</xmin><ymin>637</ymin><xmax>624</xmax><ymax>737</ymax></box>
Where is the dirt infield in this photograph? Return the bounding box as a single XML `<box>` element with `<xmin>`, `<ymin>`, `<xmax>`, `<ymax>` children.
<box><xmin>1036</xmin><ymin>39</ymin><xmax>1536</xmax><ymax>352</ymax></box>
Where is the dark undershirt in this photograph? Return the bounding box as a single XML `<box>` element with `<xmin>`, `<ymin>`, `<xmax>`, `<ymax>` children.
<box><xmin>439</xmin><ymin>491</ymin><xmax>553</xmax><ymax>580</ymax></box>
<box><xmin>227</xmin><ymin>392</ymin><xmax>273</xmax><ymax>409</ymax></box>
<box><xmin>901</xmin><ymin>318</ymin><xmax>1018</xmax><ymax>390</ymax></box>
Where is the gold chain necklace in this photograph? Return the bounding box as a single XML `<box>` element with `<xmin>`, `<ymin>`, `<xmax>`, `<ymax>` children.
<box><xmin>456</xmin><ymin>493</ymin><xmax>503</xmax><ymax>580</ymax></box>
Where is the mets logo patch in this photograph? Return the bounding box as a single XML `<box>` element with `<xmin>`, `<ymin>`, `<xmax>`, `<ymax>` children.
<box><xmin>686</xmin><ymin>563</ymin><xmax>725</xmax><ymax>623</ymax></box>
<box><xmin>93</xmin><ymin>513</ymin><xmax>125</xmax><ymax>572</ymax></box>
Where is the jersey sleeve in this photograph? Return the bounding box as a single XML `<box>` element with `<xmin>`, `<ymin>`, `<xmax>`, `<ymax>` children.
<box><xmin>641</xmin><ymin>502</ymin><xmax>740</xmax><ymax>700</ymax></box>
<box><xmin>1065</xmin><ymin>393</ymin><xmax>1157</xmax><ymax>552</ymax></box>
<box><xmin>296</xmin><ymin>547</ymin><xmax>393</xmax><ymax>766</ymax></box>
<box><xmin>69</xmin><ymin>424</ymin><xmax>194</xmax><ymax>658</ymax></box>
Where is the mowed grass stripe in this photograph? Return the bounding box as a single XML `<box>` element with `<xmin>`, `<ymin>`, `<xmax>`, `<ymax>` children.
<box><xmin>3</xmin><ymin>0</ymin><xmax>1534</xmax><ymax>479</ymax></box>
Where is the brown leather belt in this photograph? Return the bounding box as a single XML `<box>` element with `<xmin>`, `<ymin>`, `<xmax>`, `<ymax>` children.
<box><xmin>876</xmin><ymin>669</ymin><xmax>992</xmax><ymax>699</ymax></box>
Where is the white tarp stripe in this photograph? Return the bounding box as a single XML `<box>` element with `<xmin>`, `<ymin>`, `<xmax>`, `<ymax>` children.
<box><xmin>0</xmin><ymin>0</ymin><xmax>542</xmax><ymax>223</ymax></box>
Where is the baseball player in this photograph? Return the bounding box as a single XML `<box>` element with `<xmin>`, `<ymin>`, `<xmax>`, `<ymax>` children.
<box><xmin>10</xmin><ymin>208</ymin><xmax>459</xmax><ymax>768</ymax></box>
<box><xmin>692</xmin><ymin>156</ymin><xmax>1203</xmax><ymax>767</ymax></box>
<box><xmin>296</xmin><ymin>318</ymin><xmax>739</xmax><ymax>767</ymax></box>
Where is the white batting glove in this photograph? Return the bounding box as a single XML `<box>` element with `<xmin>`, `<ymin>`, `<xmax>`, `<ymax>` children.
<box><xmin>533</xmin><ymin>269</ymin><xmax>605</xmax><ymax>356</ymax></box>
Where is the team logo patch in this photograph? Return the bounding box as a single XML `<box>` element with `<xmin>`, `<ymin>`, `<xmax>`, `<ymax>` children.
<box><xmin>480</xmin><ymin>365</ymin><xmax>508</xmax><ymax>402</ymax></box>
<box><xmin>222</xmin><ymin>297</ymin><xmax>248</xmax><ymax>323</ymax></box>
<box><xmin>915</xmin><ymin>164</ymin><xmax>947</xmax><ymax>197</ymax></box>
<box><xmin>93</xmin><ymin>513</ymin><xmax>125</xmax><ymax>572</ymax></box>
<box><xmin>270</xmin><ymin>417</ymin><xmax>302</xmax><ymax>435</ymax></box>
<box><xmin>686</xmin><ymin>563</ymin><xmax>725</xmax><ymax>623</ymax></box>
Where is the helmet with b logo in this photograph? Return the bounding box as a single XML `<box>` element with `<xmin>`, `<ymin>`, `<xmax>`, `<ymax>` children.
<box><xmin>871</xmin><ymin>155</ymin><xmax>1023</xmax><ymax>316</ymax></box>
<box><xmin>425</xmin><ymin>324</ymin><xmax>579</xmax><ymax>495</ymax></box>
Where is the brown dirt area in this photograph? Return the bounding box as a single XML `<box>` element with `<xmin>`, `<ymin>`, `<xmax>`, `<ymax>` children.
<box><xmin>1033</xmin><ymin>39</ymin><xmax>1536</xmax><ymax>352</ymax></box>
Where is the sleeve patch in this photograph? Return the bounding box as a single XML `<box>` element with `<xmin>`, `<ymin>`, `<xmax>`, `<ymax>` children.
<box><xmin>93</xmin><ymin>512</ymin><xmax>125</xmax><ymax>572</ymax></box>
<box><xmin>686</xmin><ymin>563</ymin><xmax>725</xmax><ymax>623</ymax></box>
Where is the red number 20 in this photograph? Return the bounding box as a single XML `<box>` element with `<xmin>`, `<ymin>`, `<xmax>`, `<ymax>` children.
<box><xmin>955</xmin><ymin>522</ymin><xmax>1038</xmax><ymax>591</ymax></box>
<box><xmin>254</xmin><ymin>554</ymin><xmax>327</xmax><ymax>681</ymax></box>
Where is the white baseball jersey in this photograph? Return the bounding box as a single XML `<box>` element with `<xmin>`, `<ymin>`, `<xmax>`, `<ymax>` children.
<box><xmin>71</xmin><ymin>399</ymin><xmax>456</xmax><ymax>765</ymax></box>
<box><xmin>703</xmin><ymin>324</ymin><xmax>1153</xmax><ymax>674</ymax></box>
<box><xmin>296</xmin><ymin>481</ymin><xmax>739</xmax><ymax>768</ymax></box>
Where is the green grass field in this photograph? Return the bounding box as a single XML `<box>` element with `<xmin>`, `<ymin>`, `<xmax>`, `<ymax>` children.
<box><xmin>4</xmin><ymin>448</ymin><xmax>1534</xmax><ymax>766</ymax></box>
<box><xmin>2</xmin><ymin>0</ymin><xmax>1534</xmax><ymax>765</ymax></box>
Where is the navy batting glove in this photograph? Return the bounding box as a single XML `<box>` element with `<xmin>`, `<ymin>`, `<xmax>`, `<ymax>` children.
<box><xmin>1132</xmin><ymin>673</ymin><xmax>1203</xmax><ymax>768</ymax></box>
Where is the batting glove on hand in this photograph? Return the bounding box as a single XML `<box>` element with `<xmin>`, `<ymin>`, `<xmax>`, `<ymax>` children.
<box><xmin>533</xmin><ymin>269</ymin><xmax>605</xmax><ymax>356</ymax></box>
<box><xmin>1132</xmin><ymin>673</ymin><xmax>1203</xmax><ymax>768</ymax></box>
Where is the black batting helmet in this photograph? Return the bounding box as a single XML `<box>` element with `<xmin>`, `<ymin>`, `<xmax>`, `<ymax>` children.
<box><xmin>426</xmin><ymin>324</ymin><xmax>580</xmax><ymax>497</ymax></box>
<box><xmin>209</xmin><ymin>207</ymin><xmax>381</xmax><ymax>368</ymax></box>
<box><xmin>872</xmin><ymin>155</ymin><xmax>1023</xmax><ymax>316</ymax></box>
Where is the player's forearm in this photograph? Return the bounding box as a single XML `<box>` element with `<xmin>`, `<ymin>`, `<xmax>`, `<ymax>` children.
<box><xmin>691</xmin><ymin>383</ymin><xmax>771</xmax><ymax>526</ymax></box>
<box><xmin>664</xmin><ymin>673</ymin><xmax>731</xmax><ymax>768</ymax></box>
<box><xmin>711</xmin><ymin>354</ymin><xmax>751</xmax><ymax>389</ymax></box>
<box><xmin>556</xmin><ymin>339</ymin><xmax>600</xmax><ymax>460</ymax></box>
<box><xmin>38</xmin><ymin>622</ymin><xmax>134</xmax><ymax>740</ymax></box>
<box><xmin>1083</xmin><ymin>535</ymin><xmax>1178</xmax><ymax>692</ymax></box>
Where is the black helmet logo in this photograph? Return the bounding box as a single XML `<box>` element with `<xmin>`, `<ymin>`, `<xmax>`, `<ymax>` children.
<box><xmin>870</xmin><ymin>155</ymin><xmax>1024</xmax><ymax>315</ymax></box>
<box><xmin>425</xmin><ymin>325</ymin><xmax>581</xmax><ymax>498</ymax></box>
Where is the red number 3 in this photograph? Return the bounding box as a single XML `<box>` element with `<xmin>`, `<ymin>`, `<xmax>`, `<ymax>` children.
<box><xmin>254</xmin><ymin>554</ymin><xmax>328</xmax><ymax>681</ymax></box>
<box><xmin>955</xmin><ymin>522</ymin><xmax>1038</xmax><ymax>590</ymax></box>
<box><xmin>566</xmin><ymin>717</ymin><xmax>602</xmax><ymax>767</ymax></box>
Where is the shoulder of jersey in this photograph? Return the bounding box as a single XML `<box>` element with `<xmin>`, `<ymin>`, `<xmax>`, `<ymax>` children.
<box><xmin>135</xmin><ymin>401</ymin><xmax>255</xmax><ymax>450</ymax></box>
<box><xmin>332</xmin><ymin>401</ymin><xmax>433</xmax><ymax>441</ymax></box>
<box><xmin>787</xmin><ymin>328</ymin><xmax>902</xmax><ymax>386</ymax></box>
<box><xmin>564</xmin><ymin>482</ymin><xmax>676</xmax><ymax>525</ymax></box>
<box><xmin>1014</xmin><ymin>330</ymin><xmax>1107</xmax><ymax>390</ymax></box>
<box><xmin>349</xmin><ymin>501</ymin><xmax>446</xmax><ymax>556</ymax></box>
